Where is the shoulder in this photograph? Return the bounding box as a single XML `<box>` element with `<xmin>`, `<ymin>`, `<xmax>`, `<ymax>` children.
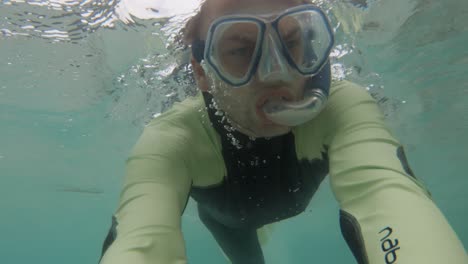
<box><xmin>130</xmin><ymin>93</ymin><xmax>208</xmax><ymax>158</ymax></box>
<box><xmin>323</xmin><ymin>80</ymin><xmax>391</xmax><ymax>147</ymax></box>
<box><xmin>295</xmin><ymin>80</ymin><xmax>382</xmax><ymax>148</ymax></box>
<box><xmin>320</xmin><ymin>80</ymin><xmax>380</xmax><ymax>125</ymax></box>
<box><xmin>128</xmin><ymin>93</ymin><xmax>225</xmax><ymax>183</ymax></box>
<box><xmin>327</xmin><ymin>80</ymin><xmax>375</xmax><ymax>109</ymax></box>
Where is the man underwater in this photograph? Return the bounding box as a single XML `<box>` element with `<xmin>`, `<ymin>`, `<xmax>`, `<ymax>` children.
<box><xmin>98</xmin><ymin>0</ymin><xmax>468</xmax><ymax>263</ymax></box>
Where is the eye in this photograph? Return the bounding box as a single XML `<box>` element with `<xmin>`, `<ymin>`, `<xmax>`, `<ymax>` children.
<box><xmin>228</xmin><ymin>47</ymin><xmax>253</xmax><ymax>56</ymax></box>
<box><xmin>282</xmin><ymin>30</ymin><xmax>302</xmax><ymax>50</ymax></box>
<box><xmin>223</xmin><ymin>42</ymin><xmax>256</xmax><ymax>58</ymax></box>
<box><xmin>285</xmin><ymin>38</ymin><xmax>300</xmax><ymax>49</ymax></box>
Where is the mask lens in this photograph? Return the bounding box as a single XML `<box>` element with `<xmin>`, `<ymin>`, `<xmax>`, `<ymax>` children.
<box><xmin>277</xmin><ymin>16</ymin><xmax>304</xmax><ymax>67</ymax></box>
<box><xmin>210</xmin><ymin>21</ymin><xmax>261</xmax><ymax>82</ymax></box>
<box><xmin>278</xmin><ymin>10</ymin><xmax>332</xmax><ymax>74</ymax></box>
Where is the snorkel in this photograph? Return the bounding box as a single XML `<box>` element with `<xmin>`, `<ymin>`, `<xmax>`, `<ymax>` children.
<box><xmin>261</xmin><ymin>61</ymin><xmax>331</xmax><ymax>127</ymax></box>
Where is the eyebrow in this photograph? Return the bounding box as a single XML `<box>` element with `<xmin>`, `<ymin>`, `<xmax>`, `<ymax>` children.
<box><xmin>225</xmin><ymin>34</ymin><xmax>257</xmax><ymax>43</ymax></box>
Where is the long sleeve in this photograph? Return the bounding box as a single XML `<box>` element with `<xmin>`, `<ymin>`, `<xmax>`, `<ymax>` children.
<box><xmin>99</xmin><ymin>120</ymin><xmax>192</xmax><ymax>264</ymax></box>
<box><xmin>324</xmin><ymin>81</ymin><xmax>467</xmax><ymax>263</ymax></box>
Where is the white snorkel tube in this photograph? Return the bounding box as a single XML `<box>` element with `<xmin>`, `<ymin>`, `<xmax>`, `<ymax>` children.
<box><xmin>262</xmin><ymin>87</ymin><xmax>328</xmax><ymax>127</ymax></box>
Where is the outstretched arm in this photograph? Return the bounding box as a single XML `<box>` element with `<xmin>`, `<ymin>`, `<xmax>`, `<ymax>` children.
<box><xmin>325</xmin><ymin>81</ymin><xmax>467</xmax><ymax>264</ymax></box>
<box><xmin>99</xmin><ymin>122</ymin><xmax>192</xmax><ymax>264</ymax></box>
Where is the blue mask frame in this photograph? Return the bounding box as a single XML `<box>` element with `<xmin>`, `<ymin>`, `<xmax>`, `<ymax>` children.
<box><xmin>191</xmin><ymin>4</ymin><xmax>335</xmax><ymax>87</ymax></box>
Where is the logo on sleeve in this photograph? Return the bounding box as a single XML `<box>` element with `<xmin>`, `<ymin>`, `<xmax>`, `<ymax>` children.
<box><xmin>379</xmin><ymin>226</ymin><xmax>400</xmax><ymax>264</ymax></box>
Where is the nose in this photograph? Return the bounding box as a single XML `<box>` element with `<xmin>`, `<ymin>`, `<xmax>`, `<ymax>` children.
<box><xmin>257</xmin><ymin>33</ymin><xmax>293</xmax><ymax>83</ymax></box>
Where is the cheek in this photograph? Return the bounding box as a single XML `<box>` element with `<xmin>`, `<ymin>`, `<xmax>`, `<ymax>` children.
<box><xmin>226</xmin><ymin>90</ymin><xmax>252</xmax><ymax>111</ymax></box>
<box><xmin>211</xmin><ymin>84</ymin><xmax>242</xmax><ymax>112</ymax></box>
<box><xmin>234</xmin><ymin>88</ymin><xmax>257</xmax><ymax>108</ymax></box>
<box><xmin>219</xmin><ymin>85</ymin><xmax>251</xmax><ymax>102</ymax></box>
<box><xmin>210</xmin><ymin>77</ymin><xmax>256</xmax><ymax>111</ymax></box>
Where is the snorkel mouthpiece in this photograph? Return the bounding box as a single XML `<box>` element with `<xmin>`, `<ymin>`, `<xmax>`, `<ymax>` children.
<box><xmin>262</xmin><ymin>88</ymin><xmax>327</xmax><ymax>127</ymax></box>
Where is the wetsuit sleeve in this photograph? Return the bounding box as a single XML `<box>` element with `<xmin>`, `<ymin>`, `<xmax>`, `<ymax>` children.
<box><xmin>325</xmin><ymin>81</ymin><xmax>467</xmax><ymax>264</ymax></box>
<box><xmin>99</xmin><ymin>120</ymin><xmax>192</xmax><ymax>264</ymax></box>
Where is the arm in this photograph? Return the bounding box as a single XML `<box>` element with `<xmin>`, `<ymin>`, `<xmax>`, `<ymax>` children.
<box><xmin>100</xmin><ymin>121</ymin><xmax>192</xmax><ymax>264</ymax></box>
<box><xmin>325</xmin><ymin>81</ymin><xmax>467</xmax><ymax>263</ymax></box>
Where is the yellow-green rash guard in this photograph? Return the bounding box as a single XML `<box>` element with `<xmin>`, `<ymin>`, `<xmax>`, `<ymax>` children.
<box><xmin>99</xmin><ymin>81</ymin><xmax>467</xmax><ymax>264</ymax></box>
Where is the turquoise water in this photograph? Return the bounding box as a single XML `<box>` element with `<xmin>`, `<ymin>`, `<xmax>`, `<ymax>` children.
<box><xmin>0</xmin><ymin>0</ymin><xmax>467</xmax><ymax>263</ymax></box>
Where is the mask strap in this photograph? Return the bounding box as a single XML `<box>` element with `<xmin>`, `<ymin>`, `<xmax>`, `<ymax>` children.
<box><xmin>306</xmin><ymin>60</ymin><xmax>331</xmax><ymax>96</ymax></box>
<box><xmin>192</xmin><ymin>40</ymin><xmax>205</xmax><ymax>63</ymax></box>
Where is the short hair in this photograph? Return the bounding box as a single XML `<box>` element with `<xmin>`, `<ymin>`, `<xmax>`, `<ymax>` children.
<box><xmin>181</xmin><ymin>0</ymin><xmax>315</xmax><ymax>45</ymax></box>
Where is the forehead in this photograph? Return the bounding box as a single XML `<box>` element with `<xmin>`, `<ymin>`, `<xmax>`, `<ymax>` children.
<box><xmin>200</xmin><ymin>0</ymin><xmax>305</xmax><ymax>38</ymax></box>
<box><xmin>208</xmin><ymin>0</ymin><xmax>303</xmax><ymax>14</ymax></box>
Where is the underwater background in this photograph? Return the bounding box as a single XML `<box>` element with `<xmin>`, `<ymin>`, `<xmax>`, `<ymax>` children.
<box><xmin>1</xmin><ymin>0</ymin><xmax>467</xmax><ymax>263</ymax></box>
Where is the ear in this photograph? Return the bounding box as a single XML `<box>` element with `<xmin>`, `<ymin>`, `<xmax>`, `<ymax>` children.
<box><xmin>191</xmin><ymin>57</ymin><xmax>210</xmax><ymax>92</ymax></box>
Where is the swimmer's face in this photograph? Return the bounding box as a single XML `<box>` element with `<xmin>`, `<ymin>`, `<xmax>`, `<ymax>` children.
<box><xmin>192</xmin><ymin>0</ymin><xmax>307</xmax><ymax>138</ymax></box>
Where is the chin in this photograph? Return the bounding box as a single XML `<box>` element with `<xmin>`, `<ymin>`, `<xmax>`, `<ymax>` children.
<box><xmin>254</xmin><ymin>124</ymin><xmax>291</xmax><ymax>138</ymax></box>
